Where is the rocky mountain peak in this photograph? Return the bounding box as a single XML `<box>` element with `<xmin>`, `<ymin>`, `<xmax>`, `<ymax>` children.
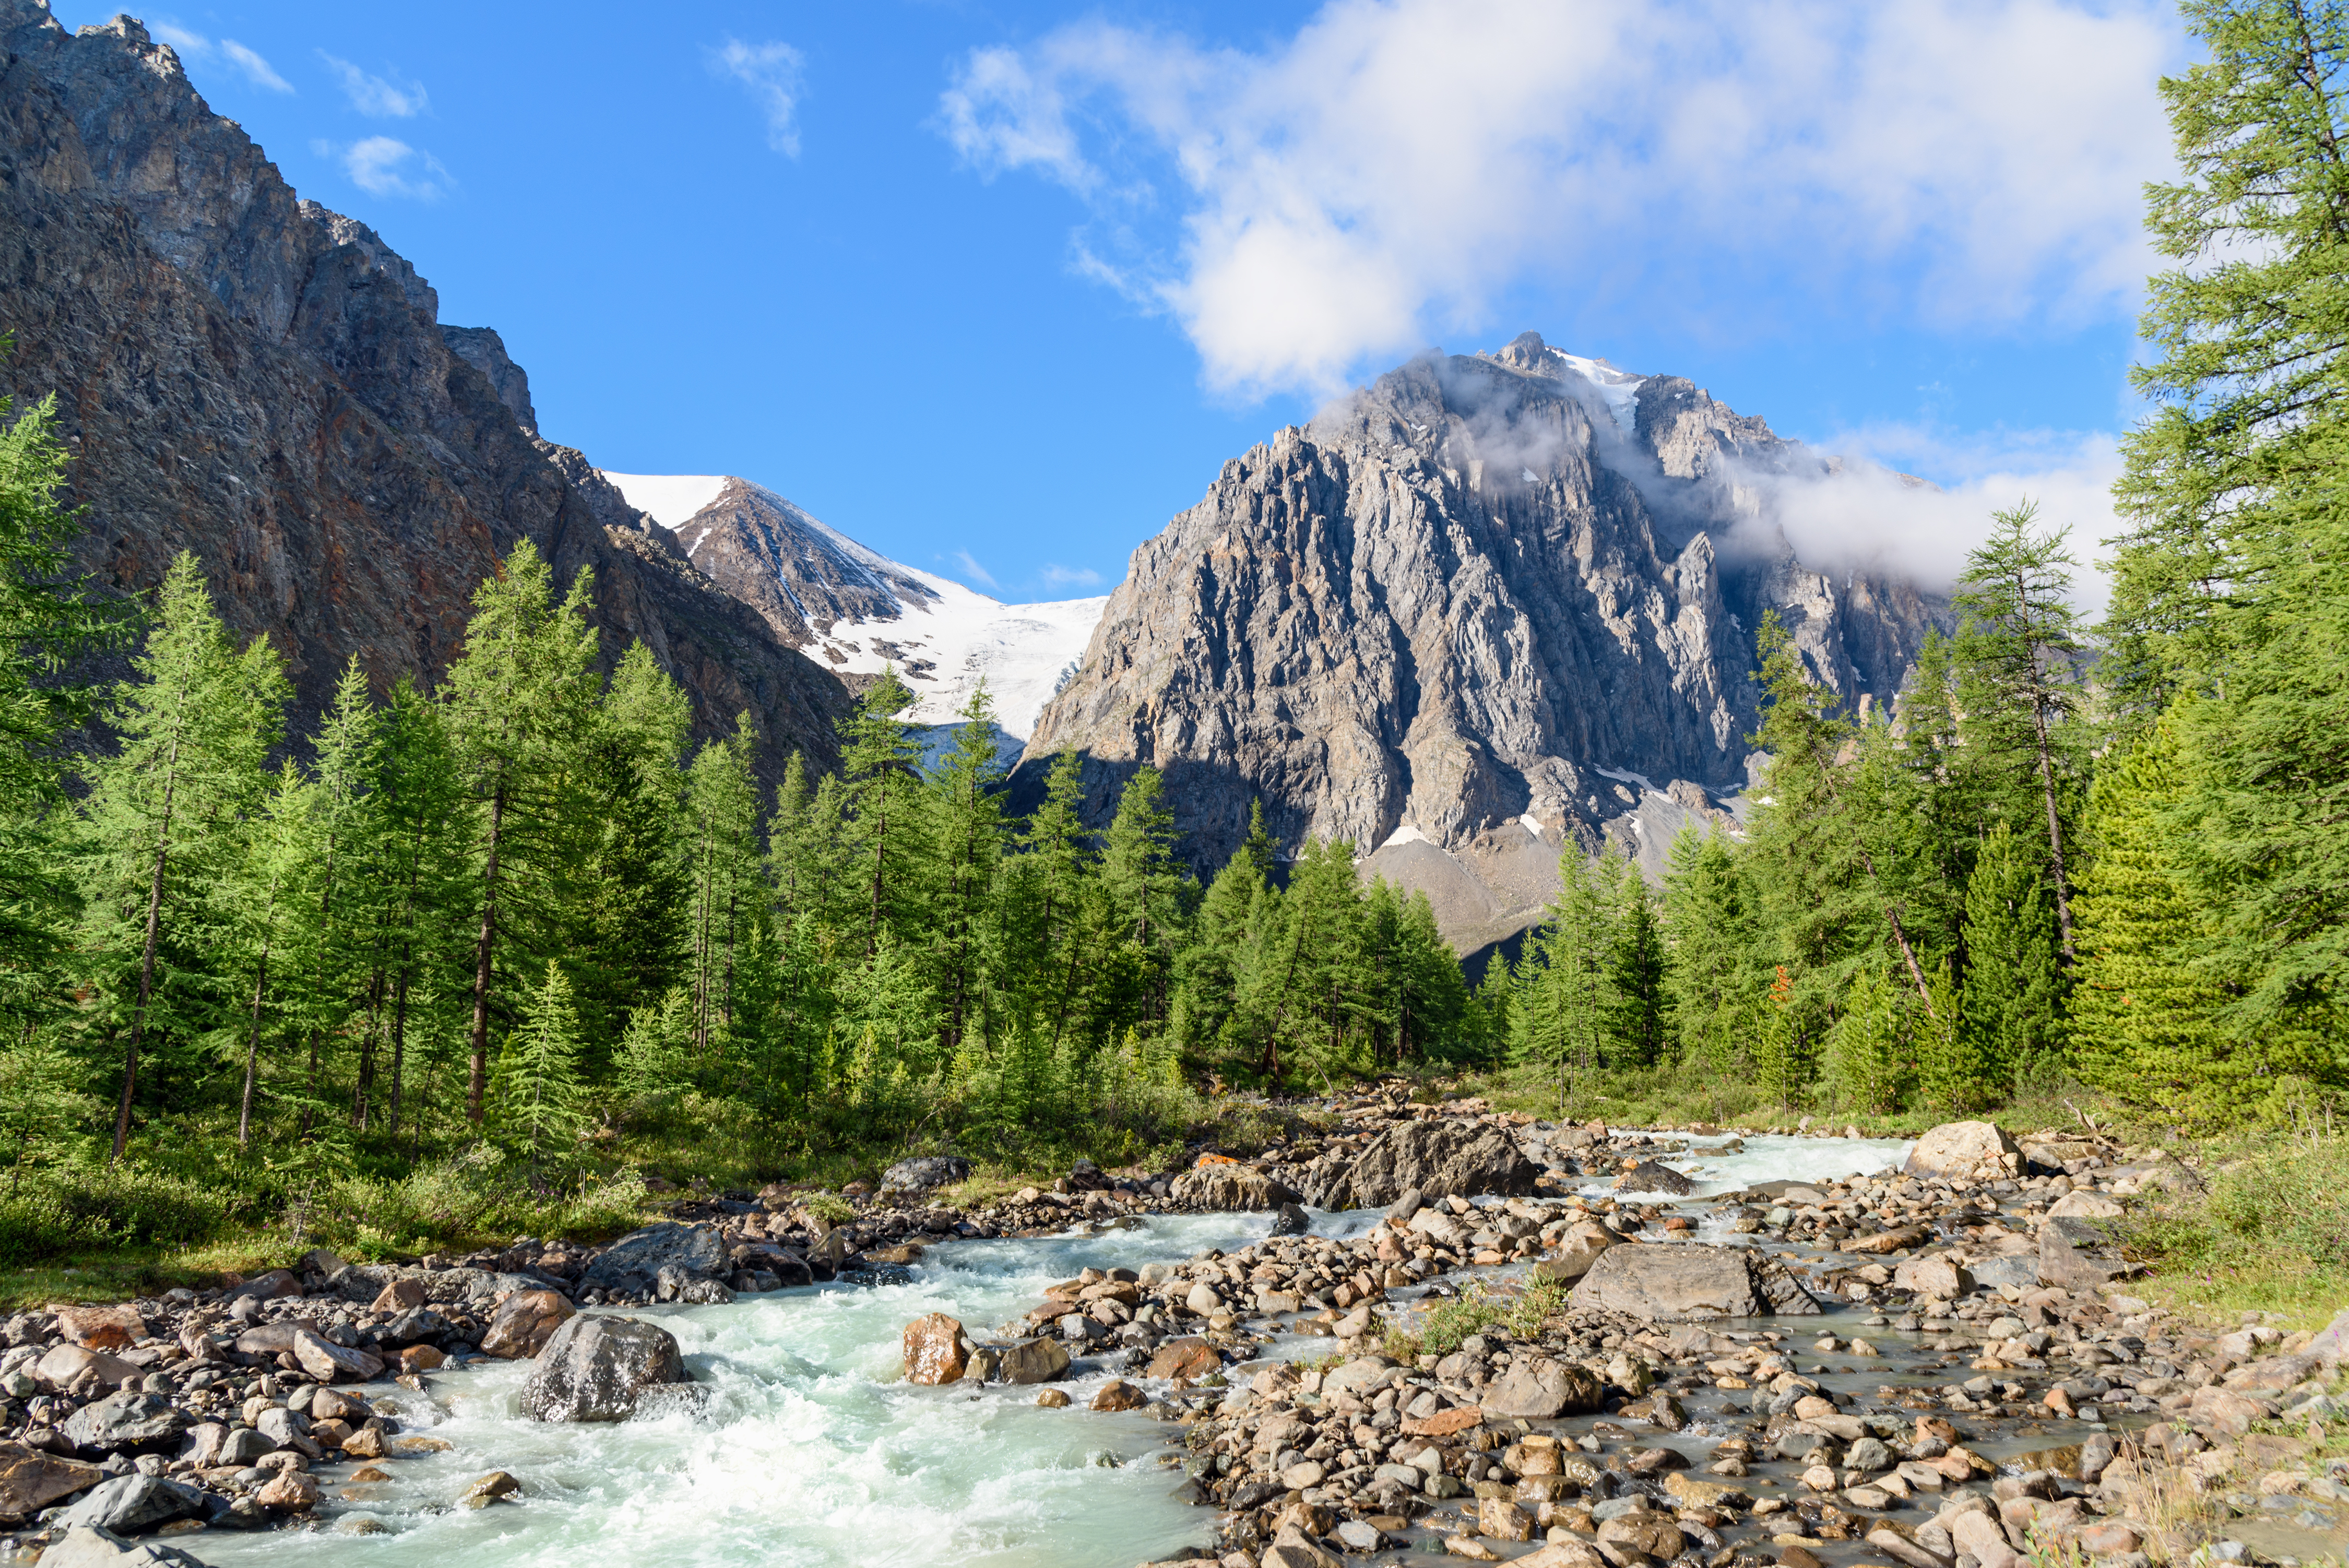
<box><xmin>1021</xmin><ymin>332</ymin><xmax>1944</xmax><ymax>953</ymax></box>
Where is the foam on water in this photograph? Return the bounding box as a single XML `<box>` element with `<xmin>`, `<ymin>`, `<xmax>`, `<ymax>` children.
<box><xmin>187</xmin><ymin>1213</ymin><xmax>1298</xmax><ymax>1568</ymax></box>
<box><xmin>1600</xmin><ymin>1132</ymin><xmax>1915</xmax><ymax>1199</ymax></box>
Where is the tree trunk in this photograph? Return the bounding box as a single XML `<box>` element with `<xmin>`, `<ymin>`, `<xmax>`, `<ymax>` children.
<box><xmin>112</xmin><ymin>744</ymin><xmax>179</xmax><ymax>1163</ymax></box>
<box><xmin>2028</xmin><ymin>692</ymin><xmax>2079</xmax><ymax>960</ymax></box>
<box><xmin>468</xmin><ymin>780</ymin><xmax>506</xmax><ymax>1124</ymax></box>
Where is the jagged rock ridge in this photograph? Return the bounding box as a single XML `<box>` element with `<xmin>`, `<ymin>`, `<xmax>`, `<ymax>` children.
<box><xmin>0</xmin><ymin>2</ymin><xmax>849</xmax><ymax>775</ymax></box>
<box><xmin>1022</xmin><ymin>332</ymin><xmax>1945</xmax><ymax>951</ymax></box>
<box><xmin>601</xmin><ymin>474</ymin><xmax>1107</xmax><ymax>742</ymax></box>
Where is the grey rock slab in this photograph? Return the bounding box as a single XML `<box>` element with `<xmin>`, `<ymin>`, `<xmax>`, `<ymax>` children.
<box><xmin>1308</xmin><ymin>1120</ymin><xmax>1538</xmax><ymax>1209</ymax></box>
<box><xmin>1568</xmin><ymin>1242</ymin><xmax>1821</xmax><ymax>1319</ymax></box>
<box><xmin>57</xmin><ymin>1475</ymin><xmax>206</xmax><ymax>1534</ymax></box>
<box><xmin>519</xmin><ymin>1314</ymin><xmax>690</xmax><ymax>1422</ymax></box>
<box><xmin>36</xmin><ymin>1526</ymin><xmax>208</xmax><ymax>1568</ymax></box>
<box><xmin>60</xmin><ymin>1393</ymin><xmax>190</xmax><ymax>1457</ymax></box>
<box><xmin>579</xmin><ymin>1222</ymin><xmax>728</xmax><ymax>1298</ymax></box>
<box><xmin>1482</xmin><ymin>1355</ymin><xmax>1605</xmax><ymax>1418</ymax></box>
<box><xmin>880</xmin><ymin>1156</ymin><xmax>970</xmax><ymax>1193</ymax></box>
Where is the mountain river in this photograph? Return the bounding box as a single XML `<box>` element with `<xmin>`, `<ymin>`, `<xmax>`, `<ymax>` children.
<box><xmin>179</xmin><ymin>1135</ymin><xmax>1923</xmax><ymax>1568</ymax></box>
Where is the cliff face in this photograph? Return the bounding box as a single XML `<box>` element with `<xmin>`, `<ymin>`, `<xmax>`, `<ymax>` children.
<box><xmin>0</xmin><ymin>3</ymin><xmax>848</xmax><ymax>774</ymax></box>
<box><xmin>1022</xmin><ymin>333</ymin><xmax>1944</xmax><ymax>950</ymax></box>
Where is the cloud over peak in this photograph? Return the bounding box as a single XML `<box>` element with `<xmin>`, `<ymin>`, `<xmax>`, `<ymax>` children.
<box><xmin>941</xmin><ymin>0</ymin><xmax>2180</xmax><ymax>402</ymax></box>
<box><xmin>321</xmin><ymin>54</ymin><xmax>430</xmax><ymax>118</ymax></box>
<box><xmin>151</xmin><ymin>21</ymin><xmax>291</xmax><ymax>93</ymax></box>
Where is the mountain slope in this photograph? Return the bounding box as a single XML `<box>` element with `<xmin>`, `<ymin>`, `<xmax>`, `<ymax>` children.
<box><xmin>0</xmin><ymin>3</ymin><xmax>849</xmax><ymax>773</ymax></box>
<box><xmin>1022</xmin><ymin>332</ymin><xmax>1945</xmax><ymax>951</ymax></box>
<box><xmin>601</xmin><ymin>474</ymin><xmax>1107</xmax><ymax>740</ymax></box>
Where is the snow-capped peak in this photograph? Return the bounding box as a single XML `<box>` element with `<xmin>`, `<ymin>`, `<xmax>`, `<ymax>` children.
<box><xmin>1546</xmin><ymin>349</ymin><xmax>1646</xmax><ymax>427</ymax></box>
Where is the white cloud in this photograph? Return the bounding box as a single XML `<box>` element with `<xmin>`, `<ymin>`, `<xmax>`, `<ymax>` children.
<box><xmin>320</xmin><ymin>54</ymin><xmax>429</xmax><ymax>118</ymax></box>
<box><xmin>709</xmin><ymin>38</ymin><xmax>805</xmax><ymax>157</ymax></box>
<box><xmin>1040</xmin><ymin>564</ymin><xmax>1104</xmax><ymax>588</ymax></box>
<box><xmin>152</xmin><ymin>20</ymin><xmax>292</xmax><ymax>92</ymax></box>
<box><xmin>327</xmin><ymin>136</ymin><xmax>453</xmax><ymax>201</ymax></box>
<box><xmin>940</xmin><ymin>0</ymin><xmax>2181</xmax><ymax>400</ymax></box>
<box><xmin>950</xmin><ymin>550</ymin><xmax>999</xmax><ymax>589</ymax></box>
<box><xmin>1739</xmin><ymin>425</ymin><xmax>2125</xmax><ymax>619</ymax></box>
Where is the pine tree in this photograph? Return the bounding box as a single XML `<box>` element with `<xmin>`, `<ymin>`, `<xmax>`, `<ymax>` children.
<box><xmin>1955</xmin><ymin>822</ymin><xmax>2064</xmax><ymax>1102</ymax></box>
<box><xmin>2071</xmin><ymin>717</ymin><xmax>2256</xmax><ymax>1126</ymax></box>
<box><xmin>923</xmin><ymin>685</ymin><xmax>1007</xmax><ymax>1052</ymax></box>
<box><xmin>0</xmin><ymin>357</ymin><xmax>135</xmax><ymax>1017</ymax></box>
<box><xmin>684</xmin><ymin>712</ymin><xmax>762</xmax><ymax>1073</ymax></box>
<box><xmin>443</xmin><ymin>540</ymin><xmax>599</xmax><ymax>1123</ymax></box>
<box><xmin>231</xmin><ymin>762</ymin><xmax>311</xmax><ymax>1149</ymax></box>
<box><xmin>0</xmin><ymin>1024</ymin><xmax>95</xmax><ymax>1185</ymax></box>
<box><xmin>74</xmin><ymin>553</ymin><xmax>287</xmax><ymax>1159</ymax></box>
<box><xmin>371</xmin><ymin>677</ymin><xmax>468</xmax><ymax>1136</ymax></box>
<box><xmin>1660</xmin><ymin>827</ymin><xmax>1770</xmax><ymax>1071</ymax></box>
<box><xmin>571</xmin><ymin>642</ymin><xmax>691</xmax><ymax>1062</ymax></box>
<box><xmin>1952</xmin><ymin>503</ymin><xmax>2089</xmax><ymax>960</ymax></box>
<box><xmin>838</xmin><ymin>669</ymin><xmax>929</xmax><ymax>961</ymax></box>
<box><xmin>2109</xmin><ymin>0</ymin><xmax>2349</xmax><ymax>710</ymax></box>
<box><xmin>1822</xmin><ymin>961</ymin><xmax>1911</xmax><ymax>1116</ymax></box>
<box><xmin>497</xmin><ymin>959</ymin><xmax>587</xmax><ymax>1177</ymax></box>
<box><xmin>1098</xmin><ymin>766</ymin><xmax>1189</xmax><ymax>1038</ymax></box>
<box><xmin>1514</xmin><ymin>849</ymin><xmax>1620</xmax><ymax>1115</ymax></box>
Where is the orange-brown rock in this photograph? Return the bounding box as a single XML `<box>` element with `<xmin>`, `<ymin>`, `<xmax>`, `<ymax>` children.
<box><xmin>901</xmin><ymin>1314</ymin><xmax>968</xmax><ymax>1386</ymax></box>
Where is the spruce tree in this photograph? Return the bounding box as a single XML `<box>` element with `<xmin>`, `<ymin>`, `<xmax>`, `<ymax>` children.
<box><xmin>1952</xmin><ymin>503</ymin><xmax>2089</xmax><ymax>960</ymax></box>
<box><xmin>2072</xmin><ymin>718</ymin><xmax>2256</xmax><ymax>1126</ymax></box>
<box><xmin>683</xmin><ymin>713</ymin><xmax>761</xmax><ymax>1072</ymax></box>
<box><xmin>922</xmin><ymin>685</ymin><xmax>1007</xmax><ymax>1052</ymax></box>
<box><xmin>443</xmin><ymin>540</ymin><xmax>599</xmax><ymax>1123</ymax></box>
<box><xmin>1955</xmin><ymin>822</ymin><xmax>2063</xmax><ymax>1103</ymax></box>
<box><xmin>497</xmin><ymin>959</ymin><xmax>587</xmax><ymax>1178</ymax></box>
<box><xmin>74</xmin><ymin>553</ymin><xmax>287</xmax><ymax>1159</ymax></box>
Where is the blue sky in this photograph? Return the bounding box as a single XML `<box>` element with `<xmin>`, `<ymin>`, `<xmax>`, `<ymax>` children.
<box><xmin>57</xmin><ymin>0</ymin><xmax>2186</xmax><ymax>604</ymax></box>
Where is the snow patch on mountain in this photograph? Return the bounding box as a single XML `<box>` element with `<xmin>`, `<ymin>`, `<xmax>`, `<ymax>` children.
<box><xmin>599</xmin><ymin>471</ymin><xmax>1105</xmax><ymax>740</ymax></box>
<box><xmin>1546</xmin><ymin>350</ymin><xmax>1646</xmax><ymax>426</ymax></box>
<box><xmin>600</xmin><ymin>473</ymin><xmax>729</xmax><ymax>529</ymax></box>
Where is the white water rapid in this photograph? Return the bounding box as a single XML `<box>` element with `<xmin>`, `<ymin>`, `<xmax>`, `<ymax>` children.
<box><xmin>181</xmin><ymin>1135</ymin><xmax>1915</xmax><ymax>1568</ymax></box>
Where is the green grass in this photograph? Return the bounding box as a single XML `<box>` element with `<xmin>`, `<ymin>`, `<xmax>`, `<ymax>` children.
<box><xmin>1381</xmin><ymin>1276</ymin><xmax>1569</xmax><ymax>1361</ymax></box>
<box><xmin>2116</xmin><ymin>1134</ymin><xmax>2349</xmax><ymax>1330</ymax></box>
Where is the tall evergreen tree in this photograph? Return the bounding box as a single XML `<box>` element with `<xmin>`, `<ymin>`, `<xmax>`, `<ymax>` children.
<box><xmin>74</xmin><ymin>553</ymin><xmax>286</xmax><ymax>1159</ymax></box>
<box><xmin>1954</xmin><ymin>822</ymin><xmax>2064</xmax><ymax>1104</ymax></box>
<box><xmin>443</xmin><ymin>540</ymin><xmax>599</xmax><ymax>1123</ymax></box>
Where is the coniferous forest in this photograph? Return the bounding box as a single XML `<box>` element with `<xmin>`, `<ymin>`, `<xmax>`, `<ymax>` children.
<box><xmin>0</xmin><ymin>0</ymin><xmax>2345</xmax><ymax>1268</ymax></box>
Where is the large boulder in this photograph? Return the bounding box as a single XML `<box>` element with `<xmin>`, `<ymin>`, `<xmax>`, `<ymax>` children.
<box><xmin>0</xmin><ymin>1439</ymin><xmax>102</xmax><ymax>1520</ymax></box>
<box><xmin>518</xmin><ymin>1314</ymin><xmax>690</xmax><ymax>1422</ymax></box>
<box><xmin>1903</xmin><ymin>1121</ymin><xmax>2020</xmax><ymax>1180</ymax></box>
<box><xmin>1568</xmin><ymin>1243</ymin><xmax>1820</xmax><ymax>1319</ymax></box>
<box><xmin>56</xmin><ymin>1475</ymin><xmax>205</xmax><ymax>1535</ymax></box>
<box><xmin>1170</xmin><ymin>1166</ymin><xmax>1300</xmax><ymax>1212</ymax></box>
<box><xmin>480</xmin><ymin>1290</ymin><xmax>577</xmax><ymax>1359</ymax></box>
<box><xmin>53</xmin><ymin>1306</ymin><xmax>145</xmax><ymax>1352</ymax></box>
<box><xmin>902</xmin><ymin>1314</ymin><xmax>969</xmax><ymax>1385</ymax></box>
<box><xmin>1531</xmin><ymin>1222</ymin><xmax>1618</xmax><ymax>1285</ymax></box>
<box><xmin>61</xmin><ymin>1393</ymin><xmax>191</xmax><ymax>1457</ymax></box>
<box><xmin>578</xmin><ymin>1222</ymin><xmax>728</xmax><ymax>1299</ymax></box>
<box><xmin>1481</xmin><ymin>1355</ymin><xmax>1604</xmax><ymax>1418</ymax></box>
<box><xmin>230</xmin><ymin>1321</ymin><xmax>385</xmax><ymax>1383</ymax></box>
<box><xmin>1307</xmin><ymin>1121</ymin><xmax>1539</xmax><ymax>1209</ymax></box>
<box><xmin>2038</xmin><ymin>1218</ymin><xmax>2127</xmax><ymax>1291</ymax></box>
<box><xmin>996</xmin><ymin>1337</ymin><xmax>1070</xmax><ymax>1385</ymax></box>
<box><xmin>1613</xmin><ymin>1162</ymin><xmax>1695</xmax><ymax>1196</ymax></box>
<box><xmin>36</xmin><ymin>1527</ymin><xmax>207</xmax><ymax>1568</ymax></box>
<box><xmin>880</xmin><ymin>1156</ymin><xmax>971</xmax><ymax>1194</ymax></box>
<box><xmin>34</xmin><ymin>1345</ymin><xmax>140</xmax><ymax>1394</ymax></box>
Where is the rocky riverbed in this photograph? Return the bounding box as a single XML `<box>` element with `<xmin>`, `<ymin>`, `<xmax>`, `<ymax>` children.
<box><xmin>0</xmin><ymin>1097</ymin><xmax>2342</xmax><ymax>1568</ymax></box>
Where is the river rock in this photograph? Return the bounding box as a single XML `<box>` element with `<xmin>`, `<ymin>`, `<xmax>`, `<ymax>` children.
<box><xmin>254</xmin><ymin>1469</ymin><xmax>319</xmax><ymax>1513</ymax></box>
<box><xmin>1903</xmin><ymin>1121</ymin><xmax>2020</xmax><ymax>1180</ymax></box>
<box><xmin>57</xmin><ymin>1474</ymin><xmax>205</xmax><ymax>1534</ymax></box>
<box><xmin>577</xmin><ymin>1223</ymin><xmax>729</xmax><ymax>1298</ymax></box>
<box><xmin>1614</xmin><ymin>1161</ymin><xmax>1695</xmax><ymax>1195</ymax></box>
<box><xmin>1532</xmin><ymin>1222</ymin><xmax>1618</xmax><ymax>1285</ymax></box>
<box><xmin>1271</xmin><ymin>1201</ymin><xmax>1310</xmax><ymax>1236</ymax></box>
<box><xmin>998</xmin><ymin>1337</ymin><xmax>1071</xmax><ymax>1385</ymax></box>
<box><xmin>0</xmin><ymin>1439</ymin><xmax>102</xmax><ymax>1519</ymax></box>
<box><xmin>2047</xmin><ymin>1190</ymin><xmax>2123</xmax><ymax>1219</ymax></box>
<box><xmin>53</xmin><ymin>1305</ymin><xmax>145</xmax><ymax>1352</ymax></box>
<box><xmin>1307</xmin><ymin>1120</ymin><xmax>1538</xmax><ymax>1209</ymax></box>
<box><xmin>36</xmin><ymin>1527</ymin><xmax>208</xmax><ymax>1568</ymax></box>
<box><xmin>1091</xmin><ymin>1379</ymin><xmax>1147</xmax><ymax>1411</ymax></box>
<box><xmin>1169</xmin><ymin>1166</ymin><xmax>1300</xmax><ymax>1211</ymax></box>
<box><xmin>2038</xmin><ymin>1219</ymin><xmax>2125</xmax><ymax>1290</ymax></box>
<box><xmin>903</xmin><ymin>1314</ymin><xmax>969</xmax><ymax>1385</ymax></box>
<box><xmin>2310</xmin><ymin>1305</ymin><xmax>2349</xmax><ymax>1371</ymax></box>
<box><xmin>1569</xmin><ymin>1243</ymin><xmax>1820</xmax><ymax>1318</ymax></box>
<box><xmin>35</xmin><ymin>1345</ymin><xmax>141</xmax><ymax>1394</ymax></box>
<box><xmin>1146</xmin><ymin>1337</ymin><xmax>1223</xmax><ymax>1381</ymax></box>
<box><xmin>1481</xmin><ymin>1355</ymin><xmax>1604</xmax><ymax>1418</ymax></box>
<box><xmin>371</xmin><ymin>1278</ymin><xmax>428</xmax><ymax>1313</ymax></box>
<box><xmin>61</xmin><ymin>1392</ymin><xmax>189</xmax><ymax>1456</ymax></box>
<box><xmin>1894</xmin><ymin>1255</ymin><xmax>1972</xmax><ymax>1299</ymax></box>
<box><xmin>880</xmin><ymin>1156</ymin><xmax>970</xmax><ymax>1193</ymax></box>
<box><xmin>518</xmin><ymin>1314</ymin><xmax>690</xmax><ymax>1421</ymax></box>
<box><xmin>480</xmin><ymin>1289</ymin><xmax>576</xmax><ymax>1359</ymax></box>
